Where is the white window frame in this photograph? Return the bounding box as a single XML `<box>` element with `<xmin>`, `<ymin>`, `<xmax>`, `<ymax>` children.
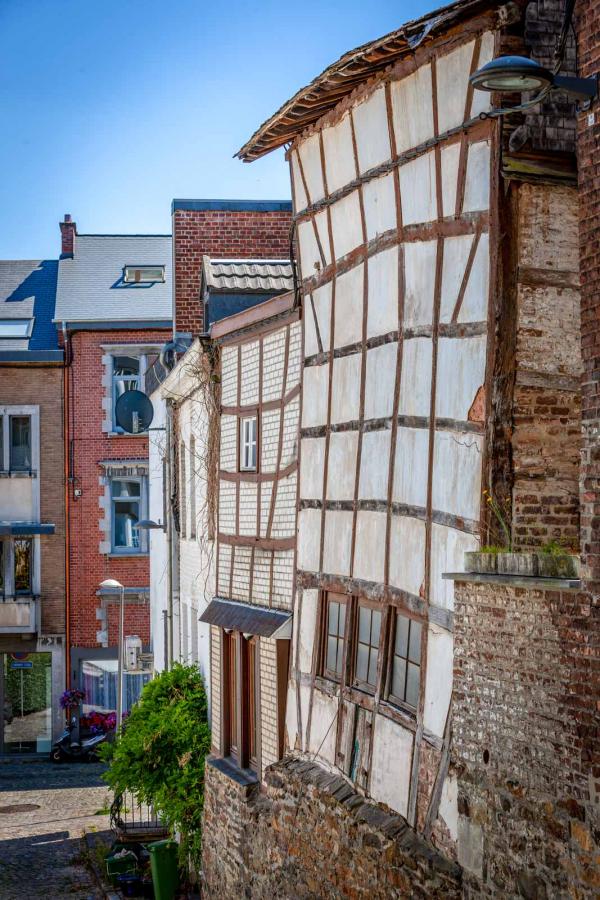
<box><xmin>0</xmin><ymin>536</ymin><xmax>40</xmax><ymax>598</ymax></box>
<box><xmin>0</xmin><ymin>319</ymin><xmax>34</xmax><ymax>339</ymax></box>
<box><xmin>110</xmin><ymin>475</ymin><xmax>147</xmax><ymax>555</ymax></box>
<box><xmin>0</xmin><ymin>405</ymin><xmax>39</xmax><ymax>476</ymax></box>
<box><xmin>123</xmin><ymin>265</ymin><xmax>165</xmax><ymax>284</ymax></box>
<box><xmin>239</xmin><ymin>415</ymin><xmax>258</xmax><ymax>472</ymax></box>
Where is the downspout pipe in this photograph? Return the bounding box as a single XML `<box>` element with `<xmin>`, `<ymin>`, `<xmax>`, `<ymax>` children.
<box><xmin>61</xmin><ymin>322</ymin><xmax>72</xmax><ymax>688</ymax></box>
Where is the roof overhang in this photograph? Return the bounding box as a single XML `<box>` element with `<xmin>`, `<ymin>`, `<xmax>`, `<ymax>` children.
<box><xmin>210</xmin><ymin>291</ymin><xmax>296</xmax><ymax>340</ymax></box>
<box><xmin>236</xmin><ymin>0</ymin><xmax>511</xmax><ymax>161</ymax></box>
<box><xmin>200</xmin><ymin>597</ymin><xmax>292</xmax><ymax>639</ymax></box>
<box><xmin>0</xmin><ymin>522</ymin><xmax>55</xmax><ymax>536</ymax></box>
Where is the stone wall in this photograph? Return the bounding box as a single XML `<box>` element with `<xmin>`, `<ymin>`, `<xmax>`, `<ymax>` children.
<box><xmin>201</xmin><ymin>756</ymin><xmax>462</xmax><ymax>899</ymax></box>
<box><xmin>452</xmin><ymin>575</ymin><xmax>600</xmax><ymax>897</ymax></box>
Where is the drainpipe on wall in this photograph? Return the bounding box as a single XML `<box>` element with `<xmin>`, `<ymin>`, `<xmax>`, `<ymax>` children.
<box><xmin>61</xmin><ymin>322</ymin><xmax>72</xmax><ymax>688</ymax></box>
<box><xmin>165</xmin><ymin>399</ymin><xmax>180</xmax><ymax>667</ymax></box>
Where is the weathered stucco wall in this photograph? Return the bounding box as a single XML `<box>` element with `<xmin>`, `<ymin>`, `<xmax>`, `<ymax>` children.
<box><xmin>452</xmin><ymin>576</ymin><xmax>600</xmax><ymax>896</ymax></box>
<box><xmin>201</xmin><ymin>756</ymin><xmax>462</xmax><ymax>899</ymax></box>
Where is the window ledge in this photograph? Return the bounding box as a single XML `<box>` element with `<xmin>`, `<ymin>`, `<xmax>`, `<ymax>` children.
<box><xmin>0</xmin><ymin>470</ymin><xmax>37</xmax><ymax>478</ymax></box>
<box><xmin>108</xmin><ymin>432</ymin><xmax>147</xmax><ymax>439</ymax></box>
<box><xmin>207</xmin><ymin>756</ymin><xmax>259</xmax><ymax>792</ymax></box>
<box><xmin>106</xmin><ymin>552</ymin><xmax>148</xmax><ymax>559</ymax></box>
<box><xmin>1</xmin><ymin>595</ymin><xmax>37</xmax><ymax>603</ymax></box>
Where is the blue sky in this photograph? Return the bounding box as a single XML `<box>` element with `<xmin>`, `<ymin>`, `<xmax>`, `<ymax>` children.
<box><xmin>0</xmin><ymin>0</ymin><xmax>436</xmax><ymax>259</ymax></box>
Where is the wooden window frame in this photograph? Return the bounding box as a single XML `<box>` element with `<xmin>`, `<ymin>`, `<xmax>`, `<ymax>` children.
<box><xmin>385</xmin><ymin>609</ymin><xmax>423</xmax><ymax>713</ymax></box>
<box><xmin>351</xmin><ymin>599</ymin><xmax>383</xmax><ymax>697</ymax></box>
<box><xmin>238</xmin><ymin>413</ymin><xmax>259</xmax><ymax>473</ymax></box>
<box><xmin>319</xmin><ymin>592</ymin><xmax>349</xmax><ymax>684</ymax></box>
<box><xmin>221</xmin><ymin>630</ymin><xmax>260</xmax><ymax>773</ymax></box>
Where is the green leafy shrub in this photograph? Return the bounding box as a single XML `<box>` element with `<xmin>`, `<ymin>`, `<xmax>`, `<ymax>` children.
<box><xmin>100</xmin><ymin>664</ymin><xmax>211</xmax><ymax>867</ymax></box>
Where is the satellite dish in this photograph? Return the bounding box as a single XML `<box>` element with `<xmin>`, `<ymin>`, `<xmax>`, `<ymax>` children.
<box><xmin>115</xmin><ymin>390</ymin><xmax>154</xmax><ymax>434</ymax></box>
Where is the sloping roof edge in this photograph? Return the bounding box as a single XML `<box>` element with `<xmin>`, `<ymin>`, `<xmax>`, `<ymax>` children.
<box><xmin>236</xmin><ymin>0</ymin><xmax>509</xmax><ymax>162</ymax></box>
<box><xmin>200</xmin><ymin>597</ymin><xmax>292</xmax><ymax>638</ymax></box>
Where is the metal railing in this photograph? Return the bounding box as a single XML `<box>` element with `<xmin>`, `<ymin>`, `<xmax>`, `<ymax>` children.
<box><xmin>110</xmin><ymin>791</ymin><xmax>169</xmax><ymax>843</ymax></box>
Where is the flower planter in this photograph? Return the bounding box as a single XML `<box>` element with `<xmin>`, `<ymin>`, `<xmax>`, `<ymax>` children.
<box><xmin>537</xmin><ymin>553</ymin><xmax>580</xmax><ymax>579</ymax></box>
<box><xmin>497</xmin><ymin>552</ymin><xmax>538</xmax><ymax>577</ymax></box>
<box><xmin>464</xmin><ymin>550</ymin><xmax>580</xmax><ymax>578</ymax></box>
<box><xmin>464</xmin><ymin>551</ymin><xmax>498</xmax><ymax>574</ymax></box>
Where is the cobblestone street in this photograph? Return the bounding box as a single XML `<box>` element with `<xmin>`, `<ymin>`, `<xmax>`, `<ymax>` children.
<box><xmin>0</xmin><ymin>759</ymin><xmax>111</xmax><ymax>899</ymax></box>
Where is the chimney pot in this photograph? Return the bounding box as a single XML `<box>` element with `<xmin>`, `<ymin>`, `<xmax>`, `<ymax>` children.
<box><xmin>60</xmin><ymin>214</ymin><xmax>77</xmax><ymax>257</ymax></box>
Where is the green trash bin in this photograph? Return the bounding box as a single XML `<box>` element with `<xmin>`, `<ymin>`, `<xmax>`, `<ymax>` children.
<box><xmin>148</xmin><ymin>839</ymin><xmax>179</xmax><ymax>900</ymax></box>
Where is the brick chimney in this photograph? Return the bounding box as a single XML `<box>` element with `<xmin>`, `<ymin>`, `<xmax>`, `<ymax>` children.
<box><xmin>171</xmin><ymin>200</ymin><xmax>292</xmax><ymax>337</ymax></box>
<box><xmin>59</xmin><ymin>214</ymin><xmax>77</xmax><ymax>257</ymax></box>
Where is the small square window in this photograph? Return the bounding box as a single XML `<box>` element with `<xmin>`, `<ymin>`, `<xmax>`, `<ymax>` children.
<box><xmin>388</xmin><ymin>613</ymin><xmax>422</xmax><ymax>710</ymax></box>
<box><xmin>123</xmin><ymin>265</ymin><xmax>165</xmax><ymax>284</ymax></box>
<box><xmin>322</xmin><ymin>594</ymin><xmax>347</xmax><ymax>682</ymax></box>
<box><xmin>0</xmin><ymin>319</ymin><xmax>32</xmax><ymax>338</ymax></box>
<box><xmin>353</xmin><ymin>604</ymin><xmax>382</xmax><ymax>693</ymax></box>
<box><xmin>111</xmin><ymin>478</ymin><xmax>143</xmax><ymax>552</ymax></box>
<box><xmin>239</xmin><ymin>416</ymin><xmax>258</xmax><ymax>471</ymax></box>
<box><xmin>10</xmin><ymin>416</ymin><xmax>31</xmax><ymax>471</ymax></box>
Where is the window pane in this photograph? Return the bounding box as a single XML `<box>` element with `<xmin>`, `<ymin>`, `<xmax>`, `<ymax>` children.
<box><xmin>14</xmin><ymin>539</ymin><xmax>32</xmax><ymax>592</ymax></box>
<box><xmin>114</xmin><ymin>501</ymin><xmax>140</xmax><ymax>548</ymax></box>
<box><xmin>392</xmin><ymin>655</ymin><xmax>407</xmax><ymax>700</ymax></box>
<box><xmin>113</xmin><ymin>356</ymin><xmax>140</xmax><ymax>376</ymax></box>
<box><xmin>339</xmin><ymin>602</ymin><xmax>346</xmax><ymax>636</ymax></box>
<box><xmin>328</xmin><ymin>601</ymin><xmax>340</xmax><ymax>636</ymax></box>
<box><xmin>112</xmin><ymin>480</ymin><xmax>141</xmax><ymax>498</ymax></box>
<box><xmin>408</xmin><ymin>621</ymin><xmax>422</xmax><ymax>664</ymax></box>
<box><xmin>0</xmin><ymin>542</ymin><xmax>4</xmax><ymax>591</ymax></box>
<box><xmin>356</xmin><ymin>642</ymin><xmax>369</xmax><ymax>683</ymax></box>
<box><xmin>326</xmin><ymin>636</ymin><xmax>338</xmax><ymax>673</ymax></box>
<box><xmin>371</xmin><ymin>610</ymin><xmax>382</xmax><ymax>648</ymax></box>
<box><xmin>358</xmin><ymin>607</ymin><xmax>371</xmax><ymax>644</ymax></box>
<box><xmin>0</xmin><ymin>319</ymin><xmax>31</xmax><ymax>338</ymax></box>
<box><xmin>10</xmin><ymin>417</ymin><xmax>31</xmax><ymax>470</ymax></box>
<box><xmin>395</xmin><ymin>614</ymin><xmax>409</xmax><ymax>658</ymax></box>
<box><xmin>367</xmin><ymin>648</ymin><xmax>378</xmax><ymax>687</ymax></box>
<box><xmin>406</xmin><ymin>662</ymin><xmax>420</xmax><ymax>708</ymax></box>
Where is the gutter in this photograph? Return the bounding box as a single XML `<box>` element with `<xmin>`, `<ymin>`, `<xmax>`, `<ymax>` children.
<box><xmin>62</xmin><ymin>322</ymin><xmax>72</xmax><ymax>688</ymax></box>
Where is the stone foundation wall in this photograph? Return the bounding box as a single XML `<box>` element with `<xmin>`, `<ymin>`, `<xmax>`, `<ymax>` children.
<box><xmin>452</xmin><ymin>576</ymin><xmax>600</xmax><ymax>897</ymax></box>
<box><xmin>201</xmin><ymin>756</ymin><xmax>462</xmax><ymax>898</ymax></box>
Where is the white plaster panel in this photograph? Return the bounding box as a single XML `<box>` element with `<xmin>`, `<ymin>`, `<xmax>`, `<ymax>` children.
<box><xmin>436</xmin><ymin>335</ymin><xmax>487</xmax><ymax>421</ymax></box>
<box><xmin>330</xmin><ymin>354</ymin><xmax>361</xmax><ymax>424</ymax></box>
<box><xmin>364</xmin><ymin>342</ymin><xmax>397</xmax><ymax>420</ymax></box>
<box><xmin>291</xmin><ymin>151</ymin><xmax>308</xmax><ymax>213</ymax></box>
<box><xmin>370</xmin><ymin>714</ymin><xmax>413</xmax><ymax>817</ymax></box>
<box><xmin>436</xmin><ymin>40</ymin><xmax>474</xmax><ymax>134</ymax></box>
<box><xmin>433</xmin><ymin>430</ymin><xmax>483</xmax><ymax>521</ymax></box>
<box><xmin>323</xmin><ymin>113</ymin><xmax>357</xmax><ymax>194</ymax></box>
<box><xmin>298</xmin><ymin>508</ymin><xmax>322</xmax><ymax>572</ymax></box>
<box><xmin>353</xmin><ymin>511</ymin><xmax>386</xmax><ymax>583</ymax></box>
<box><xmin>299</xmin><ymin>683</ymin><xmax>311</xmax><ymax>752</ymax></box>
<box><xmin>398</xmin><ymin>338</ymin><xmax>432</xmax><ymax>417</ymax></box>
<box><xmin>430</xmin><ymin>523</ymin><xmax>478</xmax><ymax>610</ymax></box>
<box><xmin>404</xmin><ymin>240</ymin><xmax>437</xmax><ymax>327</ymax></box>
<box><xmin>440</xmin><ymin>233</ymin><xmax>489</xmax><ymax>324</ymax></box>
<box><xmin>366</xmin><ymin>246</ymin><xmax>399</xmax><ymax>338</ymax></box>
<box><xmin>334</xmin><ymin>264</ymin><xmax>364</xmax><ymax>348</ymax></box>
<box><xmin>469</xmin><ymin>33</ymin><xmax>495</xmax><ymax>119</ymax></box>
<box><xmin>327</xmin><ymin>431</ymin><xmax>359</xmax><ymax>501</ymax></box>
<box><xmin>389</xmin><ymin>516</ymin><xmax>426</xmax><ymax>597</ymax></box>
<box><xmin>423</xmin><ymin>623</ymin><xmax>453</xmax><ymax>738</ymax></box>
<box><xmin>298</xmin><ymin>589</ymin><xmax>318</xmax><ymax>674</ymax></box>
<box><xmin>323</xmin><ymin>510</ymin><xmax>353</xmax><ymax>576</ymax></box>
<box><xmin>399</xmin><ymin>152</ymin><xmax>437</xmax><ymax>225</ymax></box>
<box><xmin>297</xmin><ymin>132</ymin><xmax>325</xmax><ymax>203</ymax></box>
<box><xmin>302</xmin><ymin>364</ymin><xmax>329</xmax><ymax>428</ymax></box>
<box><xmin>315</xmin><ymin>210</ymin><xmax>332</xmax><ymax>266</ymax></box>
<box><xmin>331</xmin><ymin>191</ymin><xmax>363</xmax><ymax>261</ymax></box>
<box><xmin>391</xmin><ymin>64</ymin><xmax>434</xmax><ymax>154</ymax></box>
<box><xmin>439</xmin><ymin>773</ymin><xmax>459</xmax><ymax>842</ymax></box>
<box><xmin>300</xmin><ymin>437</ymin><xmax>325</xmax><ymax>500</ymax></box>
<box><xmin>359</xmin><ymin>430</ymin><xmax>391</xmax><ymax>499</ymax></box>
<box><xmin>308</xmin><ymin>689</ymin><xmax>338</xmax><ymax>764</ymax></box>
<box><xmin>441</xmin><ymin>142</ymin><xmax>461</xmax><ymax>218</ymax></box>
<box><xmin>463</xmin><ymin>141</ymin><xmax>490</xmax><ymax>213</ymax></box>
<box><xmin>393</xmin><ymin>427</ymin><xmax>430</xmax><ymax>508</ymax></box>
<box><xmin>285</xmin><ymin>683</ymin><xmax>298</xmax><ymax>751</ymax></box>
<box><xmin>353</xmin><ymin>87</ymin><xmax>391</xmax><ymax>173</ymax></box>
<box><xmin>363</xmin><ymin>172</ymin><xmax>397</xmax><ymax>242</ymax></box>
<box><xmin>298</xmin><ymin>219</ymin><xmax>322</xmax><ymax>278</ymax></box>
<box><xmin>305</xmin><ymin>281</ymin><xmax>332</xmax><ymax>358</ymax></box>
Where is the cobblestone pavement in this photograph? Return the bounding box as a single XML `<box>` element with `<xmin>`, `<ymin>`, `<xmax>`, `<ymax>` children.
<box><xmin>0</xmin><ymin>758</ymin><xmax>111</xmax><ymax>899</ymax></box>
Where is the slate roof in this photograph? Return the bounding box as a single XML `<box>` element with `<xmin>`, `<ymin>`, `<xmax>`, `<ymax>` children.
<box><xmin>0</xmin><ymin>259</ymin><xmax>60</xmax><ymax>358</ymax></box>
<box><xmin>202</xmin><ymin>257</ymin><xmax>293</xmax><ymax>294</ymax></box>
<box><xmin>55</xmin><ymin>235</ymin><xmax>172</xmax><ymax>325</ymax></box>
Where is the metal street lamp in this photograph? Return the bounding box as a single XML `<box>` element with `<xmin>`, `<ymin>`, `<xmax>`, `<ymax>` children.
<box><xmin>470</xmin><ymin>55</ymin><xmax>598</xmax><ymax>104</ymax></box>
<box><xmin>99</xmin><ymin>578</ymin><xmax>125</xmax><ymax>729</ymax></box>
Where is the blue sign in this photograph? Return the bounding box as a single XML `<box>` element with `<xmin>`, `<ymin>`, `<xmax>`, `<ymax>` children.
<box><xmin>10</xmin><ymin>661</ymin><xmax>33</xmax><ymax>670</ymax></box>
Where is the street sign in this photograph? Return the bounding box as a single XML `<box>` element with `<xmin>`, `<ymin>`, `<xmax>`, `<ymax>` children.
<box><xmin>10</xmin><ymin>661</ymin><xmax>33</xmax><ymax>670</ymax></box>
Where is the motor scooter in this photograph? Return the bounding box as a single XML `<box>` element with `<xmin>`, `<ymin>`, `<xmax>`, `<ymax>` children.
<box><xmin>51</xmin><ymin>715</ymin><xmax>108</xmax><ymax>762</ymax></box>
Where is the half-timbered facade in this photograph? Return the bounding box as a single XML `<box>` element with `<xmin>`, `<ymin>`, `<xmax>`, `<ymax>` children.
<box><xmin>200</xmin><ymin>290</ymin><xmax>301</xmax><ymax>783</ymax></box>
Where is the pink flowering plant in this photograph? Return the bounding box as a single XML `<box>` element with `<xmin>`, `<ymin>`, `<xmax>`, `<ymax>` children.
<box><xmin>59</xmin><ymin>688</ymin><xmax>86</xmax><ymax>710</ymax></box>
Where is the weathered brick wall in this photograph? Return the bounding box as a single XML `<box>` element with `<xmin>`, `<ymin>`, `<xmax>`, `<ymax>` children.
<box><xmin>1</xmin><ymin>365</ymin><xmax>65</xmax><ymax>635</ymax></box>
<box><xmin>172</xmin><ymin>202</ymin><xmax>292</xmax><ymax>336</ymax></box>
<box><xmin>511</xmin><ymin>182</ymin><xmax>582</xmax><ymax>550</ymax></box>
<box><xmin>576</xmin><ymin>0</ymin><xmax>600</xmax><ymax>594</ymax></box>
<box><xmin>452</xmin><ymin>577</ymin><xmax>600</xmax><ymax>896</ymax></box>
<box><xmin>201</xmin><ymin>757</ymin><xmax>462</xmax><ymax>899</ymax></box>
<box><xmin>68</xmin><ymin>329</ymin><xmax>169</xmax><ymax>650</ymax></box>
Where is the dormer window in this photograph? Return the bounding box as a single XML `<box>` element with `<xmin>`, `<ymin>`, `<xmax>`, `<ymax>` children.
<box><xmin>123</xmin><ymin>265</ymin><xmax>165</xmax><ymax>284</ymax></box>
<box><xmin>0</xmin><ymin>319</ymin><xmax>33</xmax><ymax>338</ymax></box>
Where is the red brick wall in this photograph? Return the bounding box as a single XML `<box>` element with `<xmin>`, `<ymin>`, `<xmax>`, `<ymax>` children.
<box><xmin>67</xmin><ymin>329</ymin><xmax>169</xmax><ymax>651</ymax></box>
<box><xmin>576</xmin><ymin>0</ymin><xmax>600</xmax><ymax>593</ymax></box>
<box><xmin>173</xmin><ymin>206</ymin><xmax>292</xmax><ymax>336</ymax></box>
<box><xmin>1</xmin><ymin>365</ymin><xmax>65</xmax><ymax>634</ymax></box>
